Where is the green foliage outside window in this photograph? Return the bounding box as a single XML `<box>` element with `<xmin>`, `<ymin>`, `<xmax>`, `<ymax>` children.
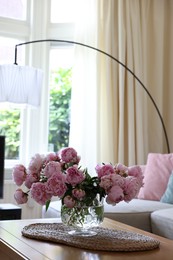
<box><xmin>0</xmin><ymin>109</ymin><xmax>20</xmax><ymax>159</ymax></box>
<box><xmin>48</xmin><ymin>67</ymin><xmax>72</xmax><ymax>152</ymax></box>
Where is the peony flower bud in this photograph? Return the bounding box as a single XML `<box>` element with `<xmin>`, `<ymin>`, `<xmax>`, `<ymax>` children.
<box><xmin>12</xmin><ymin>164</ymin><xmax>26</xmax><ymax>186</ymax></box>
<box><xmin>14</xmin><ymin>188</ymin><xmax>28</xmax><ymax>204</ymax></box>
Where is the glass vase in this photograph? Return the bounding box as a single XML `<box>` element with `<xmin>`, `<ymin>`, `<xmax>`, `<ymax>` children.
<box><xmin>61</xmin><ymin>195</ymin><xmax>104</xmax><ymax>236</ymax></box>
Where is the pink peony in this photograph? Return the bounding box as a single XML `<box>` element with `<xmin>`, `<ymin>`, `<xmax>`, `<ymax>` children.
<box><xmin>24</xmin><ymin>172</ymin><xmax>40</xmax><ymax>189</ymax></box>
<box><xmin>30</xmin><ymin>182</ymin><xmax>52</xmax><ymax>205</ymax></box>
<box><xmin>95</xmin><ymin>164</ymin><xmax>115</xmax><ymax>178</ymax></box>
<box><xmin>43</xmin><ymin>161</ymin><xmax>62</xmax><ymax>178</ymax></box>
<box><xmin>72</xmin><ymin>188</ymin><xmax>85</xmax><ymax>200</ymax></box>
<box><xmin>100</xmin><ymin>174</ymin><xmax>125</xmax><ymax>192</ymax></box>
<box><xmin>106</xmin><ymin>185</ymin><xmax>124</xmax><ymax>205</ymax></box>
<box><xmin>28</xmin><ymin>153</ymin><xmax>44</xmax><ymax>173</ymax></box>
<box><xmin>44</xmin><ymin>152</ymin><xmax>60</xmax><ymax>163</ymax></box>
<box><xmin>63</xmin><ymin>195</ymin><xmax>76</xmax><ymax>208</ymax></box>
<box><xmin>66</xmin><ymin>165</ymin><xmax>85</xmax><ymax>186</ymax></box>
<box><xmin>46</xmin><ymin>172</ymin><xmax>67</xmax><ymax>197</ymax></box>
<box><xmin>128</xmin><ymin>165</ymin><xmax>144</xmax><ymax>187</ymax></box>
<box><xmin>59</xmin><ymin>147</ymin><xmax>80</xmax><ymax>164</ymax></box>
<box><xmin>12</xmin><ymin>147</ymin><xmax>144</xmax><ymax>210</ymax></box>
<box><xmin>14</xmin><ymin>188</ymin><xmax>28</xmax><ymax>204</ymax></box>
<box><xmin>123</xmin><ymin>176</ymin><xmax>141</xmax><ymax>202</ymax></box>
<box><xmin>12</xmin><ymin>164</ymin><xmax>26</xmax><ymax>186</ymax></box>
<box><xmin>114</xmin><ymin>163</ymin><xmax>128</xmax><ymax>176</ymax></box>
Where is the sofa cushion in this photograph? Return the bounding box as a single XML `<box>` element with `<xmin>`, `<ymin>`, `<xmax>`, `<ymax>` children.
<box><xmin>138</xmin><ymin>153</ymin><xmax>173</xmax><ymax>201</ymax></box>
<box><xmin>104</xmin><ymin>199</ymin><xmax>173</xmax><ymax>232</ymax></box>
<box><xmin>151</xmin><ymin>208</ymin><xmax>173</xmax><ymax>239</ymax></box>
<box><xmin>160</xmin><ymin>172</ymin><xmax>173</xmax><ymax>204</ymax></box>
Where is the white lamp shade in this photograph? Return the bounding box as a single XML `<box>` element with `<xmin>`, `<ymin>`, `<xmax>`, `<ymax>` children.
<box><xmin>0</xmin><ymin>64</ymin><xmax>43</xmax><ymax>107</ymax></box>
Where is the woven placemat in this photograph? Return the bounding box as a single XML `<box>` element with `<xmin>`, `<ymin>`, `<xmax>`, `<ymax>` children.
<box><xmin>22</xmin><ymin>223</ymin><xmax>160</xmax><ymax>252</ymax></box>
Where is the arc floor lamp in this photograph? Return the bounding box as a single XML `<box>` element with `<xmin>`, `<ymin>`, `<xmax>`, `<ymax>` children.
<box><xmin>0</xmin><ymin>39</ymin><xmax>170</xmax><ymax>153</ymax></box>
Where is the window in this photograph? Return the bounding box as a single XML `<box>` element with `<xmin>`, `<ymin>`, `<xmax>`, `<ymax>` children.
<box><xmin>0</xmin><ymin>36</ymin><xmax>24</xmax><ymax>65</ymax></box>
<box><xmin>0</xmin><ymin>1</ymin><xmax>76</xmax><ymax>179</ymax></box>
<box><xmin>0</xmin><ymin>0</ymin><xmax>27</xmax><ymax>20</ymax></box>
<box><xmin>48</xmin><ymin>47</ymin><xmax>74</xmax><ymax>152</ymax></box>
<box><xmin>0</xmin><ymin>108</ymin><xmax>20</xmax><ymax>159</ymax></box>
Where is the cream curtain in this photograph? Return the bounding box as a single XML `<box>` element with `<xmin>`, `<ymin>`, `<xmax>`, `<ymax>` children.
<box><xmin>70</xmin><ymin>0</ymin><xmax>173</xmax><ymax>170</ymax></box>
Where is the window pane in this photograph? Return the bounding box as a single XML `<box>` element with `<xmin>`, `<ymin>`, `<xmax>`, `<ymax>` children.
<box><xmin>51</xmin><ymin>0</ymin><xmax>77</xmax><ymax>23</ymax></box>
<box><xmin>0</xmin><ymin>0</ymin><xmax>27</xmax><ymax>20</ymax></box>
<box><xmin>0</xmin><ymin>37</ymin><xmax>24</xmax><ymax>65</ymax></box>
<box><xmin>48</xmin><ymin>47</ymin><xmax>74</xmax><ymax>152</ymax></box>
<box><xmin>0</xmin><ymin>108</ymin><xmax>20</xmax><ymax>159</ymax></box>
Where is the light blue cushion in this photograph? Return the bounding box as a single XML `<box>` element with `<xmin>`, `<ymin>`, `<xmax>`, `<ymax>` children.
<box><xmin>160</xmin><ymin>172</ymin><xmax>173</xmax><ymax>204</ymax></box>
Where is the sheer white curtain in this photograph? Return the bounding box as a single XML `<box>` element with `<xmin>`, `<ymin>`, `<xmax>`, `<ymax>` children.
<box><xmin>70</xmin><ymin>0</ymin><xmax>173</xmax><ymax>169</ymax></box>
<box><xmin>69</xmin><ymin>0</ymin><xmax>99</xmax><ymax>173</ymax></box>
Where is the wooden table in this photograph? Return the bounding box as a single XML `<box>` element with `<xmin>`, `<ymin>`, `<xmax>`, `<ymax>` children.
<box><xmin>0</xmin><ymin>217</ymin><xmax>173</xmax><ymax>260</ymax></box>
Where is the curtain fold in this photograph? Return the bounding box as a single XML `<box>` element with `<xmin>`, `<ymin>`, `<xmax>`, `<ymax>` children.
<box><xmin>70</xmin><ymin>0</ymin><xmax>173</xmax><ymax>170</ymax></box>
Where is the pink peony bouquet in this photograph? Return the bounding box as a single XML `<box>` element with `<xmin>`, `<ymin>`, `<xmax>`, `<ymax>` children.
<box><xmin>12</xmin><ymin>147</ymin><xmax>144</xmax><ymax>210</ymax></box>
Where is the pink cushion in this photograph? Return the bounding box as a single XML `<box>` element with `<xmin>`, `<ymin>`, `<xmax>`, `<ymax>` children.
<box><xmin>137</xmin><ymin>153</ymin><xmax>173</xmax><ymax>201</ymax></box>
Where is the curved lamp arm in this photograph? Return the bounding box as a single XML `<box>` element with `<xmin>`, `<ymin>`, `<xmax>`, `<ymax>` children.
<box><xmin>14</xmin><ymin>39</ymin><xmax>170</xmax><ymax>153</ymax></box>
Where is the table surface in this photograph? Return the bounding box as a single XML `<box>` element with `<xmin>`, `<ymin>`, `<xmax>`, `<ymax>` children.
<box><xmin>0</xmin><ymin>217</ymin><xmax>173</xmax><ymax>260</ymax></box>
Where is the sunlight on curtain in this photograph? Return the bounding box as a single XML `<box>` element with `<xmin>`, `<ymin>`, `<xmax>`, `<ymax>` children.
<box><xmin>96</xmin><ymin>0</ymin><xmax>173</xmax><ymax>165</ymax></box>
<box><xmin>96</xmin><ymin>0</ymin><xmax>120</xmax><ymax>165</ymax></box>
<box><xmin>70</xmin><ymin>0</ymin><xmax>173</xmax><ymax>169</ymax></box>
<box><xmin>69</xmin><ymin>0</ymin><xmax>98</xmax><ymax>173</ymax></box>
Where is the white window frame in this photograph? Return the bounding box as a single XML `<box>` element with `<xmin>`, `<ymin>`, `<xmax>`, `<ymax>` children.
<box><xmin>0</xmin><ymin>0</ymin><xmax>75</xmax><ymax>179</ymax></box>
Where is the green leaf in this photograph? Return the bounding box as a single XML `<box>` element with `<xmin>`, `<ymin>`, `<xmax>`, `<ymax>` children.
<box><xmin>46</xmin><ymin>200</ymin><xmax>51</xmax><ymax>211</ymax></box>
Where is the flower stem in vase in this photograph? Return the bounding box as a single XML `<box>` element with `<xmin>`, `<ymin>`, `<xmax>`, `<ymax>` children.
<box><xmin>61</xmin><ymin>200</ymin><xmax>104</xmax><ymax>236</ymax></box>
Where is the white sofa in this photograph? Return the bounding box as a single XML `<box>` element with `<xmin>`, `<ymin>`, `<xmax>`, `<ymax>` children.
<box><xmin>42</xmin><ymin>153</ymin><xmax>173</xmax><ymax>240</ymax></box>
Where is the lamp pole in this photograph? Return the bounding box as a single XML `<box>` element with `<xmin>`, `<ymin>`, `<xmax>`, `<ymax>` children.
<box><xmin>14</xmin><ymin>39</ymin><xmax>170</xmax><ymax>154</ymax></box>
